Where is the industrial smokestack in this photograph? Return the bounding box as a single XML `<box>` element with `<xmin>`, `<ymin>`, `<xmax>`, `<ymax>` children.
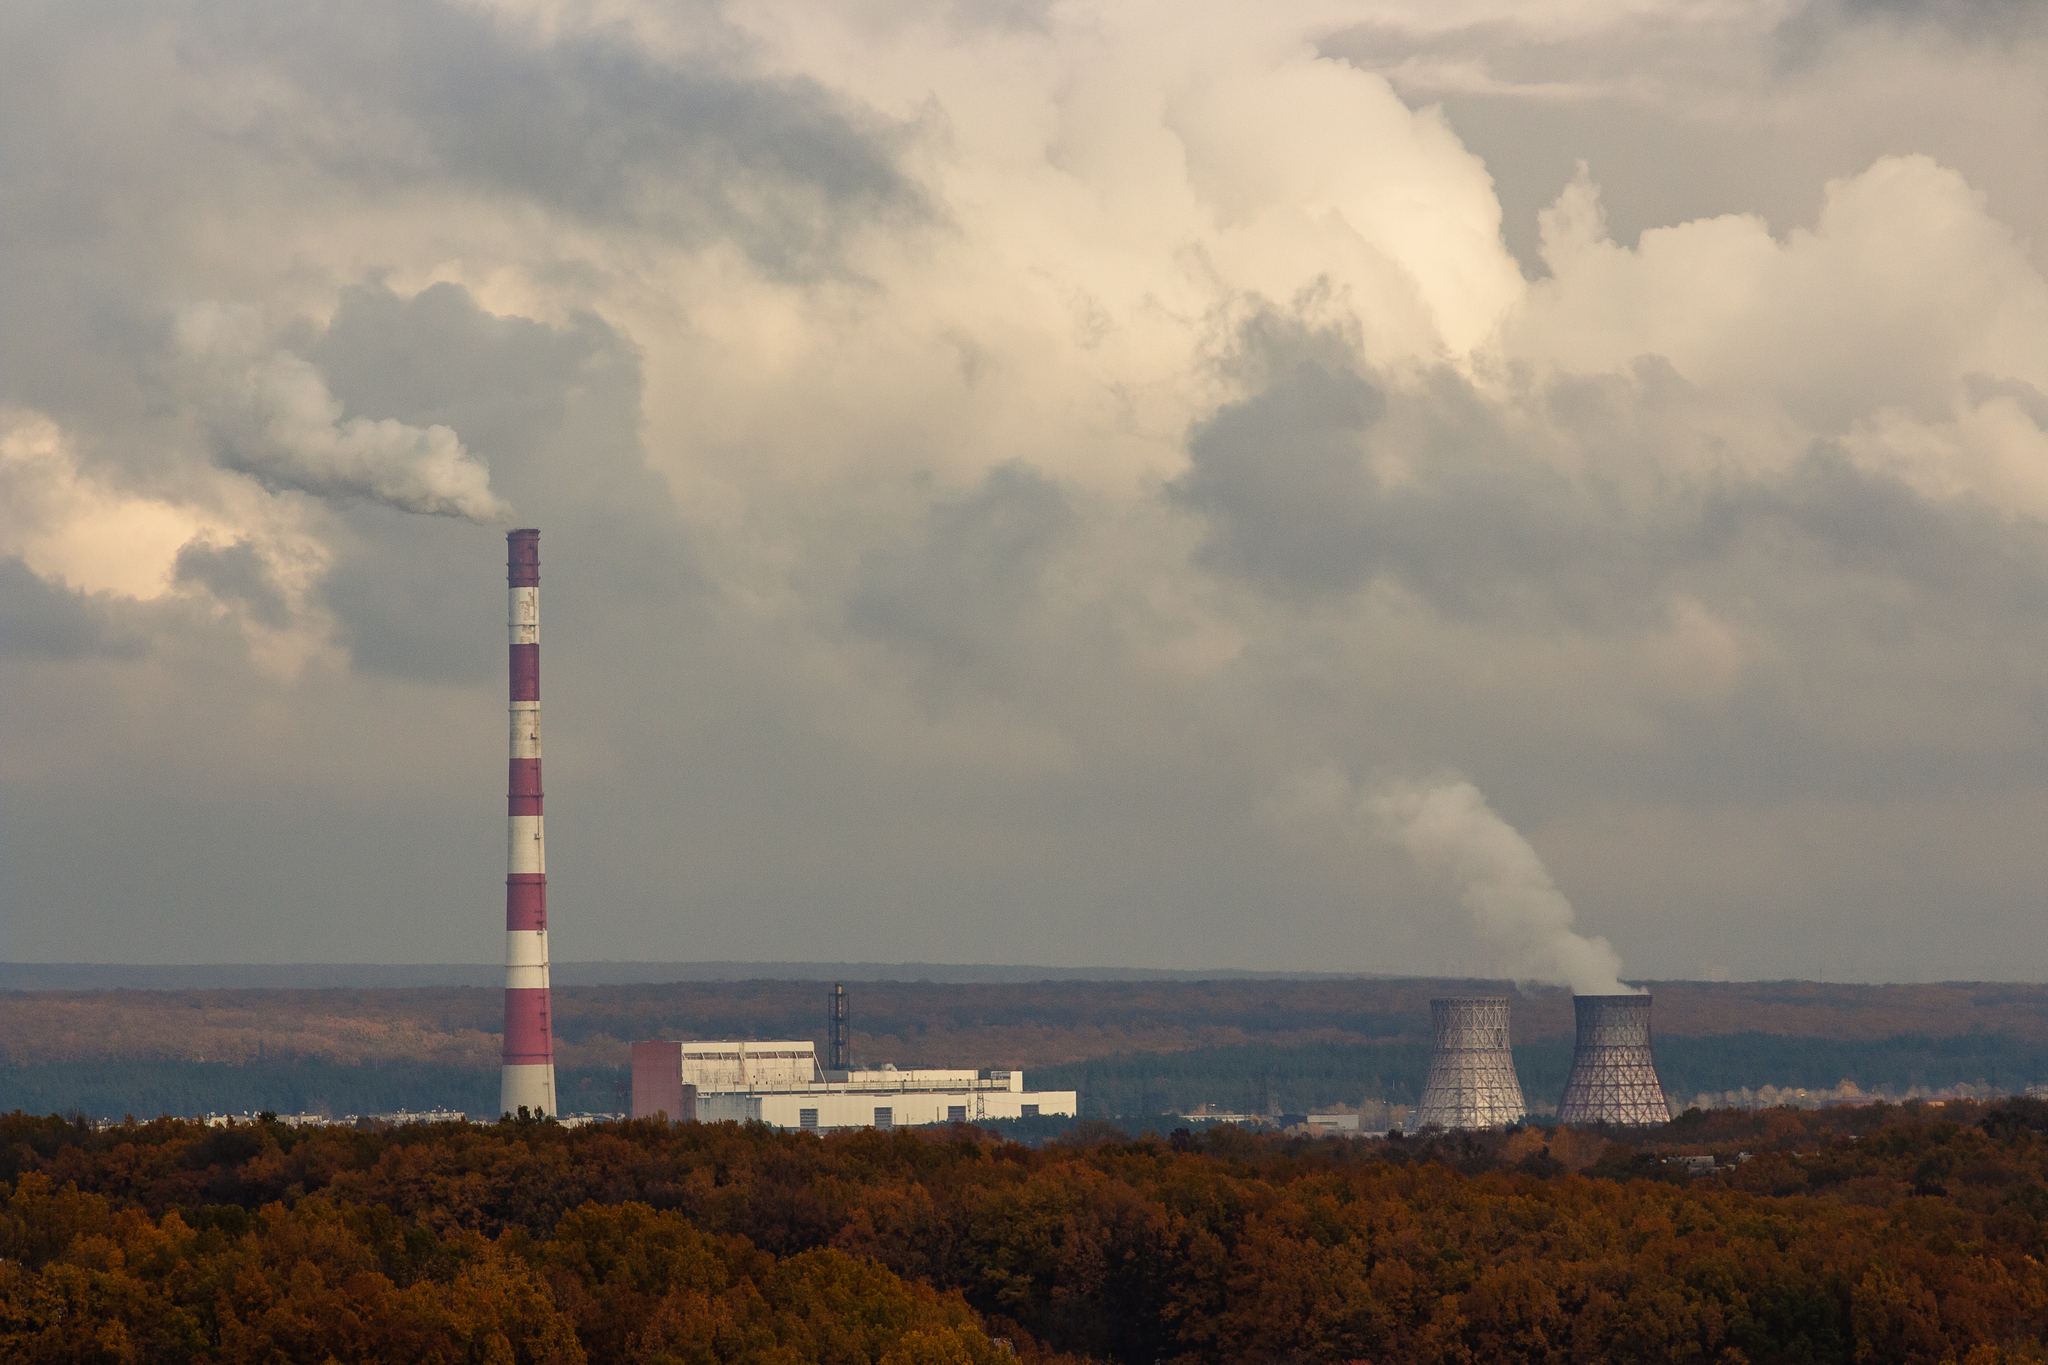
<box><xmin>1555</xmin><ymin>994</ymin><xmax>1668</xmax><ymax>1126</ymax></box>
<box><xmin>501</xmin><ymin>528</ymin><xmax>556</xmax><ymax>1118</ymax></box>
<box><xmin>1412</xmin><ymin>997</ymin><xmax>1527</xmax><ymax>1130</ymax></box>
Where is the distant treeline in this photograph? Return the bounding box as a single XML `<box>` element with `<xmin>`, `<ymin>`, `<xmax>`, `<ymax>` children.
<box><xmin>12</xmin><ymin>1030</ymin><xmax>2048</xmax><ymax>1122</ymax></box>
<box><xmin>0</xmin><ymin>961</ymin><xmax>1370</xmax><ymax>990</ymax></box>
<box><xmin>0</xmin><ymin>1061</ymin><xmax>629</xmax><ymax>1120</ymax></box>
<box><xmin>22</xmin><ymin>978</ymin><xmax>2048</xmax><ymax>1086</ymax></box>
<box><xmin>1036</xmin><ymin>1031</ymin><xmax>2048</xmax><ymax>1117</ymax></box>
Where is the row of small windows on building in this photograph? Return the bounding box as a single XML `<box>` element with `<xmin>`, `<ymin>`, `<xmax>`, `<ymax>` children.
<box><xmin>795</xmin><ymin>1104</ymin><xmax>1040</xmax><ymax>1133</ymax></box>
<box><xmin>794</xmin><ymin>1108</ymin><xmax>899</xmax><ymax>1131</ymax></box>
<box><xmin>682</xmin><ymin>1050</ymin><xmax>811</xmax><ymax>1061</ymax></box>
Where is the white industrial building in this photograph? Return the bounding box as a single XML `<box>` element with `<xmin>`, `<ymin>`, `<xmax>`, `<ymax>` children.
<box><xmin>631</xmin><ymin>1038</ymin><xmax>1077</xmax><ymax>1132</ymax></box>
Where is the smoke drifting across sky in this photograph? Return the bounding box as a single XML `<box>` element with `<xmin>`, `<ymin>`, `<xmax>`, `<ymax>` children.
<box><xmin>1265</xmin><ymin>765</ymin><xmax>1631</xmax><ymax>992</ymax></box>
<box><xmin>176</xmin><ymin>304</ymin><xmax>513</xmax><ymax>524</ymax></box>
<box><xmin>6</xmin><ymin>0</ymin><xmax>2048</xmax><ymax>979</ymax></box>
<box><xmin>1366</xmin><ymin>775</ymin><xmax>1632</xmax><ymax>996</ymax></box>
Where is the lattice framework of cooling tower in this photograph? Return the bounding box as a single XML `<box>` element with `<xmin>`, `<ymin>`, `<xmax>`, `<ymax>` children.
<box><xmin>1413</xmin><ymin>997</ymin><xmax>1528</xmax><ymax>1130</ymax></box>
<box><xmin>1555</xmin><ymin>994</ymin><xmax>1669</xmax><ymax>1126</ymax></box>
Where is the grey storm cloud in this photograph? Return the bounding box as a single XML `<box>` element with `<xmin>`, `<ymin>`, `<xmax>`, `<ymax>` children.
<box><xmin>1166</xmin><ymin>305</ymin><xmax>2048</xmax><ymax>828</ymax></box>
<box><xmin>179</xmin><ymin>0</ymin><xmax>920</xmax><ymax>275</ymax></box>
<box><xmin>7</xmin><ymin>0</ymin><xmax>2048</xmax><ymax>984</ymax></box>
<box><xmin>1177</xmin><ymin>314</ymin><xmax>2048</xmax><ymax>640</ymax></box>
<box><xmin>174</xmin><ymin>540</ymin><xmax>291</xmax><ymax>629</ymax></box>
<box><xmin>1324</xmin><ymin>0</ymin><xmax>2048</xmax><ymax>278</ymax></box>
<box><xmin>308</xmin><ymin>282</ymin><xmax>698</xmax><ymax>685</ymax></box>
<box><xmin>1965</xmin><ymin>375</ymin><xmax>2048</xmax><ymax>428</ymax></box>
<box><xmin>1799</xmin><ymin>0</ymin><xmax>2048</xmax><ymax>45</ymax></box>
<box><xmin>848</xmin><ymin>461</ymin><xmax>1075</xmax><ymax>679</ymax></box>
<box><xmin>0</xmin><ymin>558</ymin><xmax>143</xmax><ymax>661</ymax></box>
<box><xmin>1172</xmin><ymin>333</ymin><xmax>1679</xmax><ymax>623</ymax></box>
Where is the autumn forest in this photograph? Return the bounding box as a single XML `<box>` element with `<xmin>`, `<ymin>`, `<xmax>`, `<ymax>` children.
<box><xmin>9</xmin><ymin>1098</ymin><xmax>2048</xmax><ymax>1363</ymax></box>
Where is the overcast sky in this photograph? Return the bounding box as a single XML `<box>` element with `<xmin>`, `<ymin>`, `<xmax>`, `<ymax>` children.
<box><xmin>5</xmin><ymin>0</ymin><xmax>2048</xmax><ymax>981</ymax></box>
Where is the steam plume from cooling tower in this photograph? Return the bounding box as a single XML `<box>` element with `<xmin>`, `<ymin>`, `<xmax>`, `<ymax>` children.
<box><xmin>1364</xmin><ymin>773</ymin><xmax>1634</xmax><ymax>996</ymax></box>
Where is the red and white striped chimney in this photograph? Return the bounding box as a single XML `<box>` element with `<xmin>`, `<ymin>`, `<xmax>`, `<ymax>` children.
<box><xmin>502</xmin><ymin>528</ymin><xmax>556</xmax><ymax>1117</ymax></box>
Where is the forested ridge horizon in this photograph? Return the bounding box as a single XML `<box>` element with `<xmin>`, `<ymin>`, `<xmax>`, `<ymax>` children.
<box><xmin>6</xmin><ymin>978</ymin><xmax>2048</xmax><ymax>1121</ymax></box>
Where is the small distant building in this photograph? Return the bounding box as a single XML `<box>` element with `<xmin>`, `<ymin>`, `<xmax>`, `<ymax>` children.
<box><xmin>629</xmin><ymin>1038</ymin><xmax>1076</xmax><ymax>1132</ymax></box>
<box><xmin>1176</xmin><ymin>1109</ymin><xmax>1266</xmax><ymax>1125</ymax></box>
<box><xmin>368</xmin><ymin>1109</ymin><xmax>468</xmax><ymax>1126</ymax></box>
<box><xmin>1273</xmin><ymin>1112</ymin><xmax>1366</xmax><ymax>1136</ymax></box>
<box><xmin>199</xmin><ymin>1111</ymin><xmax>381</xmax><ymax>1128</ymax></box>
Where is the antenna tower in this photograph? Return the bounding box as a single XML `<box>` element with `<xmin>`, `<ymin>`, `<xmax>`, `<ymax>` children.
<box><xmin>827</xmin><ymin>983</ymin><xmax>849</xmax><ymax>1072</ymax></box>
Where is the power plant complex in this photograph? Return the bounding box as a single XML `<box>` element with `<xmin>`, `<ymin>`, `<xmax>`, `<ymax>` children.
<box><xmin>485</xmin><ymin>534</ymin><xmax>1663</xmax><ymax>1133</ymax></box>
<box><xmin>618</xmin><ymin>987</ymin><xmax>1665</xmax><ymax>1136</ymax></box>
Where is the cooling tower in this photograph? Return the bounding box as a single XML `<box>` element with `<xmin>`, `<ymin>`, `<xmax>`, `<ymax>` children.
<box><xmin>501</xmin><ymin>529</ymin><xmax>556</xmax><ymax>1118</ymax></box>
<box><xmin>1412</xmin><ymin>997</ymin><xmax>1528</xmax><ymax>1130</ymax></box>
<box><xmin>1555</xmin><ymin>994</ymin><xmax>1669</xmax><ymax>1126</ymax></box>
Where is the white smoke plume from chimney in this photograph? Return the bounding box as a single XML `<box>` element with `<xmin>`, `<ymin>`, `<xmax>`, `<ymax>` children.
<box><xmin>176</xmin><ymin>303</ymin><xmax>512</xmax><ymax>524</ymax></box>
<box><xmin>1269</xmin><ymin>764</ymin><xmax>1634</xmax><ymax>994</ymax></box>
<box><xmin>1366</xmin><ymin>774</ymin><xmax>1633</xmax><ymax>996</ymax></box>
